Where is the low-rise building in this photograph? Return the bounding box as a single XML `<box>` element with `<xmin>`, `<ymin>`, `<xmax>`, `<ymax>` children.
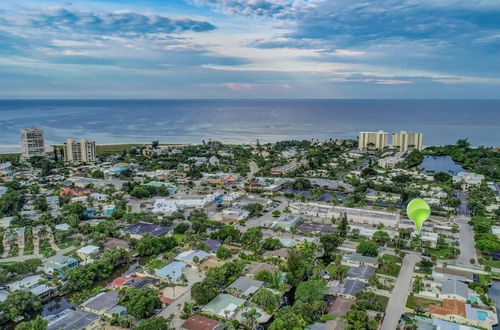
<box><xmin>155</xmin><ymin>262</ymin><xmax>187</xmax><ymax>283</ymax></box>
<box><xmin>346</xmin><ymin>265</ymin><xmax>376</xmax><ymax>283</ymax></box>
<box><xmin>222</xmin><ymin>209</ymin><xmax>249</xmax><ymax>223</ymax></box>
<box><xmin>175</xmin><ymin>250</ymin><xmax>210</xmax><ymax>266</ymax></box>
<box><xmin>6</xmin><ymin>275</ymin><xmax>54</xmax><ymax>300</ymax></box>
<box><xmin>343</xmin><ymin>253</ymin><xmax>379</xmax><ymax>268</ymax></box>
<box><xmin>328</xmin><ymin>279</ymin><xmax>366</xmax><ymax>299</ymax></box>
<box><xmin>290</xmin><ymin>202</ymin><xmax>400</xmax><ymax>228</ymax></box>
<box><xmin>270</xmin><ymin>162</ymin><xmax>300</xmax><ymax>175</ymax></box>
<box><xmin>227</xmin><ymin>276</ymin><xmax>264</xmax><ymax>298</ymax></box>
<box><xmin>272</xmin><ymin>214</ymin><xmax>302</xmax><ymax>231</ymax></box>
<box><xmin>181</xmin><ymin>315</ymin><xmax>223</xmax><ymax>330</ymax></box>
<box><xmin>76</xmin><ymin>245</ymin><xmax>100</xmax><ymax>262</ymax></box>
<box><xmin>453</xmin><ymin>172</ymin><xmax>485</xmax><ymax>191</ymax></box>
<box><xmin>123</xmin><ymin>221</ymin><xmax>172</xmax><ymax>239</ymax></box>
<box><xmin>80</xmin><ymin>291</ymin><xmax>126</xmax><ymax>318</ymax></box>
<box><xmin>45</xmin><ymin>308</ymin><xmax>100</xmax><ymax>330</ymax></box>
<box><xmin>202</xmin><ymin>294</ymin><xmax>246</xmax><ymax>319</ymax></box>
<box><xmin>42</xmin><ymin>255</ymin><xmax>79</xmax><ymax>276</ymax></box>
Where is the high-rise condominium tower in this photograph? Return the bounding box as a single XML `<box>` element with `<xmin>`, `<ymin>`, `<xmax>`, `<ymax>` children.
<box><xmin>358</xmin><ymin>131</ymin><xmax>388</xmax><ymax>151</ymax></box>
<box><xmin>392</xmin><ymin>131</ymin><xmax>423</xmax><ymax>152</ymax></box>
<box><xmin>63</xmin><ymin>138</ymin><xmax>97</xmax><ymax>164</ymax></box>
<box><xmin>20</xmin><ymin>127</ymin><xmax>46</xmax><ymax>159</ymax></box>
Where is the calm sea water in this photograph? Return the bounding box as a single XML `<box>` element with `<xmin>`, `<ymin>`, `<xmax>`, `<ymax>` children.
<box><xmin>0</xmin><ymin>99</ymin><xmax>499</xmax><ymax>153</ymax></box>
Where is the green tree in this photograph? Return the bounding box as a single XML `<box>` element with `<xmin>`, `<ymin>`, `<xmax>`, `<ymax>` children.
<box><xmin>243</xmin><ymin>203</ymin><xmax>264</xmax><ymax>217</ymax></box>
<box><xmin>0</xmin><ymin>290</ymin><xmax>42</xmax><ymax>319</ymax></box>
<box><xmin>241</xmin><ymin>227</ymin><xmax>263</xmax><ymax>251</ymax></box>
<box><xmin>320</xmin><ymin>232</ymin><xmax>342</xmax><ymax>257</ymax></box>
<box><xmin>119</xmin><ymin>287</ymin><xmax>161</xmax><ymax>318</ymax></box>
<box><xmin>252</xmin><ymin>287</ymin><xmax>281</xmax><ymax>313</ymax></box>
<box><xmin>356</xmin><ymin>241</ymin><xmax>378</xmax><ymax>257</ymax></box>
<box><xmin>14</xmin><ymin>315</ymin><xmax>48</xmax><ymax>330</ymax></box>
<box><xmin>434</xmin><ymin>171</ymin><xmax>452</xmax><ymax>183</ymax></box>
<box><xmin>412</xmin><ymin>275</ymin><xmax>425</xmax><ymax>293</ymax></box>
<box><xmin>134</xmin><ymin>316</ymin><xmax>173</xmax><ymax>330</ymax></box>
<box><xmin>372</xmin><ymin>230</ymin><xmax>390</xmax><ymax>246</ymax></box>
<box><xmin>269</xmin><ymin>306</ymin><xmax>306</xmax><ymax>330</ymax></box>
<box><xmin>261</xmin><ymin>238</ymin><xmax>284</xmax><ymax>251</ymax></box>
<box><xmin>216</xmin><ymin>246</ymin><xmax>232</xmax><ymax>259</ymax></box>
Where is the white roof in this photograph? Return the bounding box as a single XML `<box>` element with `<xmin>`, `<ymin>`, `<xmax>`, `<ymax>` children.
<box><xmin>77</xmin><ymin>245</ymin><xmax>99</xmax><ymax>254</ymax></box>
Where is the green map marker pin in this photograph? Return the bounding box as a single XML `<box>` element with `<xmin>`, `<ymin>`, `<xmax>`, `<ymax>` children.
<box><xmin>407</xmin><ymin>198</ymin><xmax>430</xmax><ymax>232</ymax></box>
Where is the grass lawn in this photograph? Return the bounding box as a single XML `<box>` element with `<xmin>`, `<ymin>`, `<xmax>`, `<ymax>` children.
<box><xmin>23</xmin><ymin>249</ymin><xmax>34</xmax><ymax>256</ymax></box>
<box><xmin>0</xmin><ymin>261</ymin><xmax>19</xmax><ymax>266</ymax></box>
<box><xmin>147</xmin><ymin>260</ymin><xmax>168</xmax><ymax>270</ymax></box>
<box><xmin>59</xmin><ymin>242</ymin><xmax>74</xmax><ymax>250</ymax></box>
<box><xmin>40</xmin><ymin>247</ymin><xmax>56</xmax><ymax>257</ymax></box>
<box><xmin>172</xmin><ymin>233</ymin><xmax>186</xmax><ymax>244</ymax></box>
<box><xmin>482</xmin><ymin>258</ymin><xmax>500</xmax><ymax>269</ymax></box>
<box><xmin>425</xmin><ymin>246</ymin><xmax>456</xmax><ymax>260</ymax></box>
<box><xmin>406</xmin><ymin>296</ymin><xmax>441</xmax><ymax>310</ymax></box>
<box><xmin>64</xmin><ymin>249</ymin><xmax>77</xmax><ymax>257</ymax></box>
<box><xmin>376</xmin><ymin>254</ymin><xmax>402</xmax><ymax>277</ymax></box>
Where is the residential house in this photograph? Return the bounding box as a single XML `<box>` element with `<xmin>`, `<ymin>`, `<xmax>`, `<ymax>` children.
<box><xmin>346</xmin><ymin>265</ymin><xmax>376</xmax><ymax>283</ymax></box>
<box><xmin>245</xmin><ymin>262</ymin><xmax>280</xmax><ymax>278</ymax></box>
<box><xmin>155</xmin><ymin>262</ymin><xmax>187</xmax><ymax>283</ymax></box>
<box><xmin>6</xmin><ymin>275</ymin><xmax>54</xmax><ymax>301</ymax></box>
<box><xmin>263</xmin><ymin>248</ymin><xmax>290</xmax><ymax>261</ymax></box>
<box><xmin>42</xmin><ymin>255</ymin><xmax>79</xmax><ymax>276</ymax></box>
<box><xmin>181</xmin><ymin>315</ymin><xmax>223</xmax><ymax>330</ymax></box>
<box><xmin>77</xmin><ymin>245</ymin><xmax>100</xmax><ymax>262</ymax></box>
<box><xmin>429</xmin><ymin>299</ymin><xmax>497</xmax><ymax>329</ymax></box>
<box><xmin>175</xmin><ymin>250</ymin><xmax>210</xmax><ymax>266</ymax></box>
<box><xmin>45</xmin><ymin>196</ymin><xmax>60</xmax><ymax>210</ymax></box>
<box><xmin>123</xmin><ymin>221</ymin><xmax>172</xmax><ymax>239</ymax></box>
<box><xmin>227</xmin><ymin>276</ymin><xmax>264</xmax><ymax>298</ymax></box>
<box><xmin>343</xmin><ymin>253</ymin><xmax>379</xmax><ymax>268</ymax></box>
<box><xmin>328</xmin><ymin>279</ymin><xmax>366</xmax><ymax>299</ymax></box>
<box><xmin>202</xmin><ymin>294</ymin><xmax>246</xmax><ymax>319</ymax></box>
<box><xmin>45</xmin><ymin>308</ymin><xmax>100</xmax><ymax>330</ymax></box>
<box><xmin>80</xmin><ymin>291</ymin><xmax>126</xmax><ymax>318</ymax></box>
<box><xmin>204</xmin><ymin>239</ymin><xmax>222</xmax><ymax>253</ymax></box>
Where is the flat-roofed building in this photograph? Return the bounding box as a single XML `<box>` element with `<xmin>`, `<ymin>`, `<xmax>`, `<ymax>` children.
<box><xmin>290</xmin><ymin>202</ymin><xmax>400</xmax><ymax>228</ymax></box>
<box><xmin>45</xmin><ymin>308</ymin><xmax>100</xmax><ymax>330</ymax></box>
<box><xmin>392</xmin><ymin>131</ymin><xmax>423</xmax><ymax>152</ymax></box>
<box><xmin>21</xmin><ymin>127</ymin><xmax>45</xmax><ymax>160</ymax></box>
<box><xmin>63</xmin><ymin>138</ymin><xmax>97</xmax><ymax>164</ymax></box>
<box><xmin>358</xmin><ymin>131</ymin><xmax>388</xmax><ymax>151</ymax></box>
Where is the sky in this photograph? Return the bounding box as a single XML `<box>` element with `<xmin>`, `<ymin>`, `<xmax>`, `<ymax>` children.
<box><xmin>0</xmin><ymin>0</ymin><xmax>499</xmax><ymax>99</ymax></box>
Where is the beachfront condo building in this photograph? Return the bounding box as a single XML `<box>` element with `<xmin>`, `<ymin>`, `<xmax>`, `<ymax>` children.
<box><xmin>63</xmin><ymin>138</ymin><xmax>97</xmax><ymax>164</ymax></box>
<box><xmin>392</xmin><ymin>131</ymin><xmax>423</xmax><ymax>152</ymax></box>
<box><xmin>358</xmin><ymin>131</ymin><xmax>388</xmax><ymax>151</ymax></box>
<box><xmin>20</xmin><ymin>127</ymin><xmax>46</xmax><ymax>160</ymax></box>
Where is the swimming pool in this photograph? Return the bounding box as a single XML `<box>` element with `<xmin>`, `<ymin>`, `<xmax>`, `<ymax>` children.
<box><xmin>469</xmin><ymin>295</ymin><xmax>478</xmax><ymax>304</ymax></box>
<box><xmin>477</xmin><ymin>310</ymin><xmax>488</xmax><ymax>321</ymax></box>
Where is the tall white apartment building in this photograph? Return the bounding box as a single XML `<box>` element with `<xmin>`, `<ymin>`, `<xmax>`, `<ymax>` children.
<box><xmin>20</xmin><ymin>127</ymin><xmax>46</xmax><ymax>159</ymax></box>
<box><xmin>63</xmin><ymin>139</ymin><xmax>97</xmax><ymax>164</ymax></box>
<box><xmin>358</xmin><ymin>131</ymin><xmax>388</xmax><ymax>151</ymax></box>
<box><xmin>392</xmin><ymin>131</ymin><xmax>423</xmax><ymax>152</ymax></box>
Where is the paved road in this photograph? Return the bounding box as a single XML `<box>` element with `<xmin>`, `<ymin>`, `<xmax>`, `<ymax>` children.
<box><xmin>381</xmin><ymin>253</ymin><xmax>420</xmax><ymax>330</ymax></box>
<box><xmin>456</xmin><ymin>216</ymin><xmax>477</xmax><ymax>266</ymax></box>
<box><xmin>457</xmin><ymin>191</ymin><xmax>469</xmax><ymax>216</ymax></box>
<box><xmin>158</xmin><ymin>269</ymin><xmax>205</xmax><ymax>327</ymax></box>
<box><xmin>0</xmin><ymin>246</ymin><xmax>76</xmax><ymax>263</ymax></box>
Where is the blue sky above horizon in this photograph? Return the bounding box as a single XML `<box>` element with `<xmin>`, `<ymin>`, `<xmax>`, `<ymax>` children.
<box><xmin>1</xmin><ymin>0</ymin><xmax>499</xmax><ymax>98</ymax></box>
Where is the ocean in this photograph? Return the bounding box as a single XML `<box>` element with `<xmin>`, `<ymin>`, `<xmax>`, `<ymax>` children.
<box><xmin>0</xmin><ymin>99</ymin><xmax>499</xmax><ymax>153</ymax></box>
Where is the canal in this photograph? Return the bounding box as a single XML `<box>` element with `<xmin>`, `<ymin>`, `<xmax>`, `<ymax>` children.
<box><xmin>5</xmin><ymin>257</ymin><xmax>149</xmax><ymax>329</ymax></box>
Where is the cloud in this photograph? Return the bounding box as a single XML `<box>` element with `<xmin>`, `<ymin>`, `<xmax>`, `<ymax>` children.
<box><xmin>193</xmin><ymin>0</ymin><xmax>315</xmax><ymax>18</ymax></box>
<box><xmin>20</xmin><ymin>8</ymin><xmax>216</xmax><ymax>36</ymax></box>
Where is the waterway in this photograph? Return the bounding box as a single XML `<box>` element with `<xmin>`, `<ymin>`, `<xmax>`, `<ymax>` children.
<box><xmin>490</xmin><ymin>280</ymin><xmax>500</xmax><ymax>330</ymax></box>
<box><xmin>420</xmin><ymin>155</ymin><xmax>465</xmax><ymax>175</ymax></box>
<box><xmin>5</xmin><ymin>257</ymin><xmax>148</xmax><ymax>329</ymax></box>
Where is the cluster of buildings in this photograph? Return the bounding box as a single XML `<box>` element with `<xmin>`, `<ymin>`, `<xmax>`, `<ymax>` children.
<box><xmin>358</xmin><ymin>130</ymin><xmax>423</xmax><ymax>152</ymax></box>
<box><xmin>20</xmin><ymin>127</ymin><xmax>97</xmax><ymax>164</ymax></box>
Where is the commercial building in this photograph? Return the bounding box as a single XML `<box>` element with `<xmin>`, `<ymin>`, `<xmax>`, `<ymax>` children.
<box><xmin>63</xmin><ymin>138</ymin><xmax>97</xmax><ymax>164</ymax></box>
<box><xmin>358</xmin><ymin>131</ymin><xmax>388</xmax><ymax>151</ymax></box>
<box><xmin>453</xmin><ymin>172</ymin><xmax>485</xmax><ymax>191</ymax></box>
<box><xmin>290</xmin><ymin>202</ymin><xmax>400</xmax><ymax>228</ymax></box>
<box><xmin>392</xmin><ymin>131</ymin><xmax>423</xmax><ymax>152</ymax></box>
<box><xmin>21</xmin><ymin>127</ymin><xmax>45</xmax><ymax>159</ymax></box>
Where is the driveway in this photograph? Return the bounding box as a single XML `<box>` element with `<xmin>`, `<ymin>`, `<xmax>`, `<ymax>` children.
<box><xmin>381</xmin><ymin>253</ymin><xmax>420</xmax><ymax>330</ymax></box>
<box><xmin>457</xmin><ymin>191</ymin><xmax>469</xmax><ymax>216</ymax></box>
